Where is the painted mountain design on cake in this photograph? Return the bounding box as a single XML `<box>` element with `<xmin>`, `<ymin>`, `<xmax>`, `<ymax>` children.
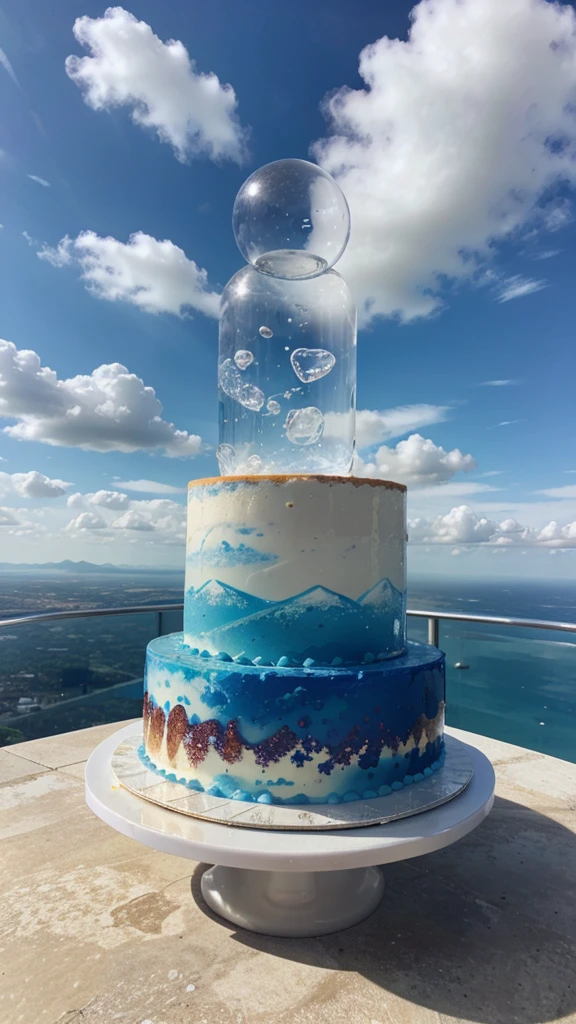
<box><xmin>184</xmin><ymin>579</ymin><xmax>272</xmax><ymax>640</ymax></box>
<box><xmin>358</xmin><ymin>578</ymin><xmax>405</xmax><ymax>612</ymax></box>
<box><xmin>195</xmin><ymin>578</ymin><xmax>405</xmax><ymax>664</ymax></box>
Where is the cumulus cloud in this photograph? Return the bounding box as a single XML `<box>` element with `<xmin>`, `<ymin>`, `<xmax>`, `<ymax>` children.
<box><xmin>408</xmin><ymin>504</ymin><xmax>576</xmax><ymax>548</ymax></box>
<box><xmin>88</xmin><ymin>489</ymin><xmax>131</xmax><ymax>510</ymax></box>
<box><xmin>314</xmin><ymin>0</ymin><xmax>576</xmax><ymax>324</ymax></box>
<box><xmin>65</xmin><ymin>6</ymin><xmax>247</xmax><ymax>163</ymax></box>
<box><xmin>0</xmin><ymin>506</ymin><xmax>20</xmax><ymax>526</ymax></box>
<box><xmin>62</xmin><ymin>491</ymin><xmax>186</xmax><ymax>545</ymax></box>
<box><xmin>38</xmin><ymin>230</ymin><xmax>220</xmax><ymax>319</ymax></box>
<box><xmin>72</xmin><ymin>230</ymin><xmax>220</xmax><ymax>318</ymax></box>
<box><xmin>0</xmin><ymin>340</ymin><xmax>203</xmax><ymax>456</ymax></box>
<box><xmin>64</xmin><ymin>511</ymin><xmax>107</xmax><ymax>531</ymax></box>
<box><xmin>111</xmin><ymin>509</ymin><xmax>155</xmax><ymax>531</ymax></box>
<box><xmin>0</xmin><ymin>470</ymin><xmax>71</xmax><ymax>499</ymax></box>
<box><xmin>355</xmin><ymin>433</ymin><xmax>475</xmax><ymax>486</ymax></box>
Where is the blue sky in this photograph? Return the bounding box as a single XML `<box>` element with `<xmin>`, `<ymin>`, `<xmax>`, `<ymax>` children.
<box><xmin>1</xmin><ymin>0</ymin><xmax>576</xmax><ymax>575</ymax></box>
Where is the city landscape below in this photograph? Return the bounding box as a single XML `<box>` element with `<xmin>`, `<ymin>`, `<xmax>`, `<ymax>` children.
<box><xmin>0</xmin><ymin>564</ymin><xmax>574</xmax><ymax>763</ymax></box>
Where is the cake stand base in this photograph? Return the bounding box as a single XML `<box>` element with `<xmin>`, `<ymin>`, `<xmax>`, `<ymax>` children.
<box><xmin>201</xmin><ymin>865</ymin><xmax>385</xmax><ymax>937</ymax></box>
<box><xmin>85</xmin><ymin>723</ymin><xmax>495</xmax><ymax>938</ymax></box>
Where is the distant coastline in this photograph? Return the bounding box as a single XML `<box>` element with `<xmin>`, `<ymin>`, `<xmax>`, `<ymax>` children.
<box><xmin>0</xmin><ymin>560</ymin><xmax>183</xmax><ymax>575</ymax></box>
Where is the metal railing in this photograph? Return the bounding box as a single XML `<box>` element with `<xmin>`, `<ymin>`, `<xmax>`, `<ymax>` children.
<box><xmin>1</xmin><ymin>603</ymin><xmax>575</xmax><ymax>643</ymax></box>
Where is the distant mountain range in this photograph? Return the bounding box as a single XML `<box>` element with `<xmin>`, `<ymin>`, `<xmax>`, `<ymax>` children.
<box><xmin>0</xmin><ymin>560</ymin><xmax>183</xmax><ymax>575</ymax></box>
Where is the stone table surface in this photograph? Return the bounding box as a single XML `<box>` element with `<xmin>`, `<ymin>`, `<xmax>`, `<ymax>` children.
<box><xmin>1</xmin><ymin>720</ymin><xmax>575</xmax><ymax>1024</ymax></box>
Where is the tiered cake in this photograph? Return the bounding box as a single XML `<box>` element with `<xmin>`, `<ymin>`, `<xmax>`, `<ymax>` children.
<box><xmin>140</xmin><ymin>158</ymin><xmax>446</xmax><ymax>806</ymax></box>
<box><xmin>141</xmin><ymin>474</ymin><xmax>445</xmax><ymax>805</ymax></box>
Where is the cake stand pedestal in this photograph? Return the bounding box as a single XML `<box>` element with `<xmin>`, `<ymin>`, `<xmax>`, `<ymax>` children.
<box><xmin>85</xmin><ymin>724</ymin><xmax>495</xmax><ymax>938</ymax></box>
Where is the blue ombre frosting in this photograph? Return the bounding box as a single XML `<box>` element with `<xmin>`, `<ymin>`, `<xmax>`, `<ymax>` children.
<box><xmin>142</xmin><ymin>633</ymin><xmax>445</xmax><ymax>806</ymax></box>
<box><xmin>184</xmin><ymin>577</ymin><xmax>406</xmax><ymax>667</ymax></box>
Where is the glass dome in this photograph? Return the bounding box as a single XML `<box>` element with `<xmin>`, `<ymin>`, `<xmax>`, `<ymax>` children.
<box><xmin>217</xmin><ymin>266</ymin><xmax>356</xmax><ymax>475</ymax></box>
<box><xmin>233</xmin><ymin>159</ymin><xmax>350</xmax><ymax>281</ymax></box>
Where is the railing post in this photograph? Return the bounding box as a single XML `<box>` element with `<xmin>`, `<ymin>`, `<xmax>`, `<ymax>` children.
<box><xmin>158</xmin><ymin>610</ymin><xmax>163</xmax><ymax>636</ymax></box>
<box><xmin>428</xmin><ymin>616</ymin><xmax>440</xmax><ymax>647</ymax></box>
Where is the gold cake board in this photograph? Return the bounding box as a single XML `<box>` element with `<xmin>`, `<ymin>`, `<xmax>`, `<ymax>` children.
<box><xmin>111</xmin><ymin>733</ymin><xmax>473</xmax><ymax>832</ymax></box>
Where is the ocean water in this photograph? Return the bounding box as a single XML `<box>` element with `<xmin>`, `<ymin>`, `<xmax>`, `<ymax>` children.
<box><xmin>0</xmin><ymin>571</ymin><xmax>574</xmax><ymax>761</ymax></box>
<box><xmin>407</xmin><ymin>577</ymin><xmax>576</xmax><ymax>763</ymax></box>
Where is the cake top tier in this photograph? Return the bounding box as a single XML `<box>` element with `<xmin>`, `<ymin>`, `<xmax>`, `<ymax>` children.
<box><xmin>184</xmin><ymin>474</ymin><xmax>407</xmax><ymax>667</ymax></box>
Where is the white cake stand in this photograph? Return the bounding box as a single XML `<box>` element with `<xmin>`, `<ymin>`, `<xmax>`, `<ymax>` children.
<box><xmin>85</xmin><ymin>723</ymin><xmax>495</xmax><ymax>938</ymax></box>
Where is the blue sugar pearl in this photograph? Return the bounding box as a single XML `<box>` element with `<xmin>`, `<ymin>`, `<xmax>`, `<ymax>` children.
<box><xmin>292</xmin><ymin>794</ymin><xmax>309</xmax><ymax>805</ymax></box>
<box><xmin>391</xmin><ymin>780</ymin><xmax>404</xmax><ymax>791</ymax></box>
<box><xmin>166</xmin><ymin>773</ymin><xmax>177</xmax><ymax>783</ymax></box>
<box><xmin>257</xmin><ymin>792</ymin><xmax>273</xmax><ymax>805</ymax></box>
<box><xmin>362</xmin><ymin>789</ymin><xmax>378</xmax><ymax>799</ymax></box>
<box><xmin>231</xmin><ymin>789</ymin><xmax>251</xmax><ymax>802</ymax></box>
<box><xmin>183</xmin><ymin>696</ymin><xmax>191</xmax><ymax>706</ymax></box>
<box><xmin>234</xmin><ymin>655</ymin><xmax>252</xmax><ymax>665</ymax></box>
<box><xmin>326</xmin><ymin>793</ymin><xmax>341</xmax><ymax>804</ymax></box>
<box><xmin>342</xmin><ymin>791</ymin><xmax>361</xmax><ymax>803</ymax></box>
<box><xmin>423</xmin><ymin>767</ymin><xmax>433</xmax><ymax>777</ymax></box>
<box><xmin>252</xmin><ymin>656</ymin><xmax>264</xmax><ymax>665</ymax></box>
<box><xmin>189</xmin><ymin>648</ymin><xmax>199</xmax><ymax>655</ymax></box>
<box><xmin>200</xmin><ymin>649</ymin><xmax>211</xmax><ymax>658</ymax></box>
<box><xmin>431</xmin><ymin>760</ymin><xmax>441</xmax><ymax>772</ymax></box>
<box><xmin>363</xmin><ymin>652</ymin><xmax>376</xmax><ymax>664</ymax></box>
<box><xmin>403</xmin><ymin>775</ymin><xmax>414</xmax><ymax>785</ymax></box>
<box><xmin>217</xmin><ymin>651</ymin><xmax>233</xmax><ymax>662</ymax></box>
<box><xmin>277</xmin><ymin>656</ymin><xmax>291</xmax><ymax>667</ymax></box>
<box><xmin>413</xmin><ymin>772</ymin><xmax>425</xmax><ymax>782</ymax></box>
<box><xmin>376</xmin><ymin>652</ymin><xmax>387</xmax><ymax>661</ymax></box>
<box><xmin>378</xmin><ymin>785</ymin><xmax>392</xmax><ymax>797</ymax></box>
<box><xmin>303</xmin><ymin>658</ymin><xmax>316</xmax><ymax>668</ymax></box>
<box><xmin>331</xmin><ymin>656</ymin><xmax>343</xmax><ymax>667</ymax></box>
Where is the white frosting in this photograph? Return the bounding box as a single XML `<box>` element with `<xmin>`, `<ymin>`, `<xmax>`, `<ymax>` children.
<box><xmin>185</xmin><ymin>475</ymin><xmax>406</xmax><ymax>603</ymax></box>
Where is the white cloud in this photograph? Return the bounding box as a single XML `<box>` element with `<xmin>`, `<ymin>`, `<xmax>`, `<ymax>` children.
<box><xmin>115</xmin><ymin>479</ymin><xmax>186</xmax><ymax>494</ymax></box>
<box><xmin>536</xmin><ymin>485</ymin><xmax>576</xmax><ymax>499</ymax></box>
<box><xmin>88</xmin><ymin>489</ymin><xmax>131</xmax><ymax>510</ymax></box>
<box><xmin>65</xmin><ymin>6</ymin><xmax>247</xmax><ymax>163</ymax></box>
<box><xmin>533</xmin><ymin>249</ymin><xmax>561</xmax><ymax>261</ymax></box>
<box><xmin>355</xmin><ymin>433</ymin><xmax>475</xmax><ymax>486</ymax></box>
<box><xmin>0</xmin><ymin>470</ymin><xmax>71</xmax><ymax>499</ymax></box>
<box><xmin>111</xmin><ymin>509</ymin><xmax>155</xmax><ymax>531</ymax></box>
<box><xmin>497</xmin><ymin>276</ymin><xmax>547</xmax><ymax>303</ymax></box>
<box><xmin>0</xmin><ymin>506</ymin><xmax>20</xmax><ymax>526</ymax></box>
<box><xmin>350</xmin><ymin>405</ymin><xmax>450</xmax><ymax>449</ymax></box>
<box><xmin>478</xmin><ymin>380</ymin><xmax>520</xmax><ymax>387</ymax></box>
<box><xmin>64</xmin><ymin>511</ymin><xmax>107</xmax><ymax>531</ymax></box>
<box><xmin>0</xmin><ymin>45</ymin><xmax>20</xmax><ymax>88</ymax></box>
<box><xmin>313</xmin><ymin>0</ymin><xmax>576</xmax><ymax>324</ymax></box>
<box><xmin>38</xmin><ymin>231</ymin><xmax>220</xmax><ymax>319</ymax></box>
<box><xmin>38</xmin><ymin>236</ymin><xmax>73</xmax><ymax>268</ymax></box>
<box><xmin>27</xmin><ymin>174</ymin><xmax>51</xmax><ymax>188</ymax></box>
<box><xmin>408</xmin><ymin>504</ymin><xmax>576</xmax><ymax>548</ymax></box>
<box><xmin>0</xmin><ymin>340</ymin><xmax>203</xmax><ymax>457</ymax></box>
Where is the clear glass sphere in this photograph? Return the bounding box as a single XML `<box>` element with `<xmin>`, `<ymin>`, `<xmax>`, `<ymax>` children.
<box><xmin>217</xmin><ymin>265</ymin><xmax>356</xmax><ymax>475</ymax></box>
<box><xmin>233</xmin><ymin>159</ymin><xmax>350</xmax><ymax>281</ymax></box>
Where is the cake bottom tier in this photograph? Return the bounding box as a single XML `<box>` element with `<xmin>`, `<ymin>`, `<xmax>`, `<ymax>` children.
<box><xmin>142</xmin><ymin>634</ymin><xmax>445</xmax><ymax>806</ymax></box>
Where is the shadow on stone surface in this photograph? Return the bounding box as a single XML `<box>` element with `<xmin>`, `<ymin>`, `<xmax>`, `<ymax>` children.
<box><xmin>190</xmin><ymin>797</ymin><xmax>576</xmax><ymax>1024</ymax></box>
